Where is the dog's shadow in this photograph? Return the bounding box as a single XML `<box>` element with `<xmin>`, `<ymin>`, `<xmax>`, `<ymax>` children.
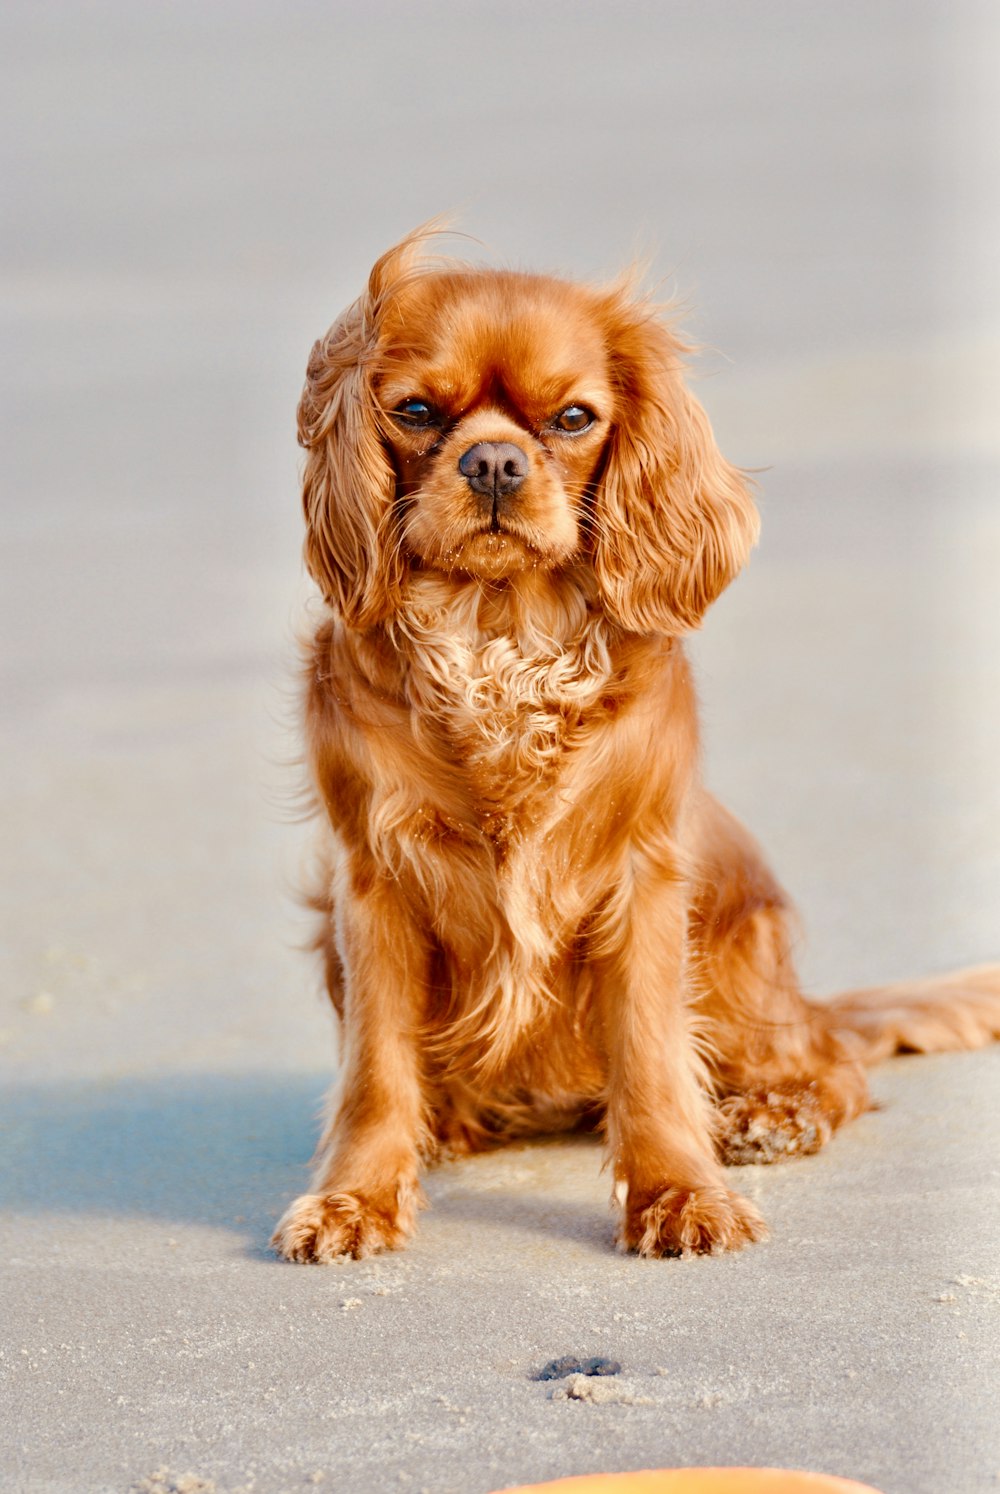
<box><xmin>1</xmin><ymin>1073</ymin><xmax>612</xmax><ymax>1257</ymax></box>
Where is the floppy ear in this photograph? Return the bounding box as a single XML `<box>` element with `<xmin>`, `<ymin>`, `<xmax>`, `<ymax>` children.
<box><xmin>592</xmin><ymin>295</ymin><xmax>759</xmax><ymax>636</ymax></box>
<box><xmin>298</xmin><ymin>235</ymin><xmax>424</xmax><ymax>629</ymax></box>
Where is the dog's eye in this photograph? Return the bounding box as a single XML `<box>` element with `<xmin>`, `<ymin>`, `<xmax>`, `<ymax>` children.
<box><xmin>552</xmin><ymin>405</ymin><xmax>595</xmax><ymax>434</ymax></box>
<box><xmin>393</xmin><ymin>398</ymin><xmax>438</xmax><ymax>427</ymax></box>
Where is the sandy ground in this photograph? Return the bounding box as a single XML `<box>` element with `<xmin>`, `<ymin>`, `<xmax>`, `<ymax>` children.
<box><xmin>2</xmin><ymin>4</ymin><xmax>999</xmax><ymax>1492</ymax></box>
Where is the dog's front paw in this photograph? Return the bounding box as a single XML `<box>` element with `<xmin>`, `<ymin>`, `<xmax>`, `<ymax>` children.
<box><xmin>616</xmin><ymin>1180</ymin><xmax>768</xmax><ymax>1258</ymax></box>
<box><xmin>271</xmin><ymin>1189</ymin><xmax>414</xmax><ymax>1263</ymax></box>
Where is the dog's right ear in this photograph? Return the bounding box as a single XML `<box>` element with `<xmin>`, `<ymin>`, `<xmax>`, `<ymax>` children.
<box><xmin>298</xmin><ymin>233</ymin><xmax>428</xmax><ymax>629</ymax></box>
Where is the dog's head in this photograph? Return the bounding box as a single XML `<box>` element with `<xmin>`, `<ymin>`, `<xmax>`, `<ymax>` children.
<box><xmin>298</xmin><ymin>230</ymin><xmax>758</xmax><ymax>634</ymax></box>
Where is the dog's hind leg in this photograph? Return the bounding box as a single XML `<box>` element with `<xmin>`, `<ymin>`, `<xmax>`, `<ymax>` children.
<box><xmin>688</xmin><ymin>796</ymin><xmax>870</xmax><ymax>1164</ymax></box>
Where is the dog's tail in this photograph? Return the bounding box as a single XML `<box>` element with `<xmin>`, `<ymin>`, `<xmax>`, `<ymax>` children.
<box><xmin>822</xmin><ymin>963</ymin><xmax>1000</xmax><ymax>1065</ymax></box>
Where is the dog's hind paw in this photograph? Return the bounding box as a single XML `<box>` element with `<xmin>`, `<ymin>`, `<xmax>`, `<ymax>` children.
<box><xmin>716</xmin><ymin>1087</ymin><xmax>834</xmax><ymax>1165</ymax></box>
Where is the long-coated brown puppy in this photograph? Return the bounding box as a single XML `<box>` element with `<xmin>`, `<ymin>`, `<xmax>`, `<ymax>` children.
<box><xmin>272</xmin><ymin>229</ymin><xmax>1000</xmax><ymax>1262</ymax></box>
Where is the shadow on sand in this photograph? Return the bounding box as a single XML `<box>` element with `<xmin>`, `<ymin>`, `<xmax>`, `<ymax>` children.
<box><xmin>1</xmin><ymin>1073</ymin><xmax>614</xmax><ymax>1257</ymax></box>
<box><xmin>1</xmin><ymin>1072</ymin><xmax>323</xmax><ymax>1237</ymax></box>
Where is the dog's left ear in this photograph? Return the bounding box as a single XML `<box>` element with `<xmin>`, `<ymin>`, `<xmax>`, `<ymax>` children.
<box><xmin>591</xmin><ymin>293</ymin><xmax>759</xmax><ymax>636</ymax></box>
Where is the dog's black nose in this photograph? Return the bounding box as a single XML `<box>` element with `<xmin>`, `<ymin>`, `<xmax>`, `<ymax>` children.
<box><xmin>457</xmin><ymin>442</ymin><xmax>528</xmax><ymax>498</ymax></box>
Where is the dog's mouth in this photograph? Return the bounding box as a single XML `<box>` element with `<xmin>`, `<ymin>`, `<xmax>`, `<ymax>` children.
<box><xmin>438</xmin><ymin>514</ymin><xmax>554</xmax><ymax>580</ymax></box>
<box><xmin>480</xmin><ymin>502</ymin><xmax>525</xmax><ymax>541</ymax></box>
<box><xmin>487</xmin><ymin>499</ymin><xmax>505</xmax><ymax>535</ymax></box>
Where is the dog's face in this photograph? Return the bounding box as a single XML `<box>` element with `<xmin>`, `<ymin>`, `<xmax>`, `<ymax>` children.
<box><xmin>377</xmin><ymin>271</ymin><xmax>613</xmax><ymax>582</ymax></box>
<box><xmin>298</xmin><ymin>231</ymin><xmax>758</xmax><ymax>634</ymax></box>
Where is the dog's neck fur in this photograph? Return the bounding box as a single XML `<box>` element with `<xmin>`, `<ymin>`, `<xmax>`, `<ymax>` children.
<box><xmin>389</xmin><ymin>568</ymin><xmax>616</xmax><ymax>802</ymax></box>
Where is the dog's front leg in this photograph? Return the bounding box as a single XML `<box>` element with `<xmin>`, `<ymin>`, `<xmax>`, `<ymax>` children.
<box><xmin>272</xmin><ymin>874</ymin><xmax>429</xmax><ymax>1262</ymax></box>
<box><xmin>599</xmin><ymin>857</ymin><xmax>767</xmax><ymax>1256</ymax></box>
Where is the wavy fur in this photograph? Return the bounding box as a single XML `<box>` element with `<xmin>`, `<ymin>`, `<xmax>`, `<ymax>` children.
<box><xmin>272</xmin><ymin>234</ymin><xmax>1000</xmax><ymax>1264</ymax></box>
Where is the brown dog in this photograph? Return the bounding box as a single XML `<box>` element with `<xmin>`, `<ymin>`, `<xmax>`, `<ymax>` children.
<box><xmin>272</xmin><ymin>230</ymin><xmax>1000</xmax><ymax>1262</ymax></box>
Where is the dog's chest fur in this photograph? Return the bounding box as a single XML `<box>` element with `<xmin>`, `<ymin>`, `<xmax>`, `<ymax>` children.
<box><xmin>366</xmin><ymin>596</ymin><xmax>619</xmax><ymax>1074</ymax></box>
<box><xmin>402</xmin><ymin>605</ymin><xmax>614</xmax><ymax>829</ymax></box>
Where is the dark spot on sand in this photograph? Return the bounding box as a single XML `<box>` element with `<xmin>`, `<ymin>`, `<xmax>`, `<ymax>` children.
<box><xmin>534</xmin><ymin>1355</ymin><xmax>621</xmax><ymax>1381</ymax></box>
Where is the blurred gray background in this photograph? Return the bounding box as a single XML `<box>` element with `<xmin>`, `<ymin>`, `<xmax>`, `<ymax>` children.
<box><xmin>2</xmin><ymin>4</ymin><xmax>998</xmax><ymax>1494</ymax></box>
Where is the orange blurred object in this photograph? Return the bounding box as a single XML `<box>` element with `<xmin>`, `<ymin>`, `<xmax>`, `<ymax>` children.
<box><xmin>496</xmin><ymin>1471</ymin><xmax>883</xmax><ymax>1494</ymax></box>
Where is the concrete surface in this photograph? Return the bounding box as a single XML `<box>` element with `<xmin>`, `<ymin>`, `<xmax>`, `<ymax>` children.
<box><xmin>1</xmin><ymin>3</ymin><xmax>999</xmax><ymax>1492</ymax></box>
